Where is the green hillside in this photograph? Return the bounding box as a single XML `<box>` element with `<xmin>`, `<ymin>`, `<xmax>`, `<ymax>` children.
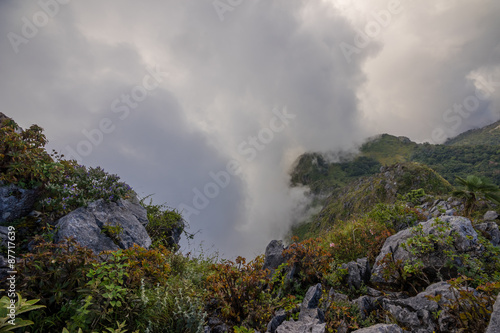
<box><xmin>444</xmin><ymin>119</ymin><xmax>500</xmax><ymax>146</ymax></box>
<box><xmin>291</xmin><ymin>162</ymin><xmax>453</xmax><ymax>240</ymax></box>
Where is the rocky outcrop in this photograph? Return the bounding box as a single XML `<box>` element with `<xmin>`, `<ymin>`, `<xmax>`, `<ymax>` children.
<box><xmin>371</xmin><ymin>216</ymin><xmax>481</xmax><ymax>286</ymax></box>
<box><xmin>382</xmin><ymin>281</ymin><xmax>470</xmax><ymax>333</ymax></box>
<box><xmin>55</xmin><ymin>198</ymin><xmax>151</xmax><ymax>254</ymax></box>
<box><xmin>351</xmin><ymin>324</ymin><xmax>403</xmax><ymax>333</ymax></box>
<box><xmin>0</xmin><ymin>183</ymin><xmax>38</xmax><ymax>223</ymax></box>
<box><xmin>475</xmin><ymin>222</ymin><xmax>500</xmax><ymax>247</ymax></box>
<box><xmin>486</xmin><ymin>293</ymin><xmax>500</xmax><ymax>333</ymax></box>
<box><xmin>263</xmin><ymin>240</ymin><xmax>287</xmax><ymax>274</ymax></box>
<box><xmin>341</xmin><ymin>258</ymin><xmax>371</xmax><ymax>290</ymax></box>
<box><xmin>276</xmin><ymin>284</ymin><xmax>325</xmax><ymax>333</ymax></box>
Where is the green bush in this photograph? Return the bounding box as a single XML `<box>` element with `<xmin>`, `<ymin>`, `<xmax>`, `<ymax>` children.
<box><xmin>0</xmin><ymin>121</ymin><xmax>62</xmax><ymax>189</ymax></box>
<box><xmin>140</xmin><ymin>198</ymin><xmax>186</xmax><ymax>250</ymax></box>
<box><xmin>39</xmin><ymin>165</ymin><xmax>134</xmax><ymax>217</ymax></box>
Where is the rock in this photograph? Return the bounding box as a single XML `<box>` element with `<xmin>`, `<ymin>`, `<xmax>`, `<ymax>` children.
<box><xmin>267</xmin><ymin>309</ymin><xmax>286</xmax><ymax>333</ymax></box>
<box><xmin>371</xmin><ymin>216</ymin><xmax>480</xmax><ymax>286</ymax></box>
<box><xmin>205</xmin><ymin>317</ymin><xmax>230</xmax><ymax>333</ymax></box>
<box><xmin>263</xmin><ymin>240</ymin><xmax>286</xmax><ymax>274</ymax></box>
<box><xmin>351</xmin><ymin>324</ymin><xmax>403</xmax><ymax>333</ymax></box>
<box><xmin>341</xmin><ymin>258</ymin><xmax>371</xmax><ymax>290</ymax></box>
<box><xmin>352</xmin><ymin>295</ymin><xmax>383</xmax><ymax>320</ymax></box>
<box><xmin>276</xmin><ymin>321</ymin><xmax>325</xmax><ymax>333</ymax></box>
<box><xmin>382</xmin><ymin>281</ymin><xmax>465</xmax><ymax>333</ymax></box>
<box><xmin>475</xmin><ymin>222</ymin><xmax>500</xmax><ymax>246</ymax></box>
<box><xmin>484</xmin><ymin>211</ymin><xmax>499</xmax><ymax>221</ymax></box>
<box><xmin>276</xmin><ymin>284</ymin><xmax>326</xmax><ymax>333</ymax></box>
<box><xmin>0</xmin><ymin>255</ymin><xmax>10</xmax><ymax>281</ymax></box>
<box><xmin>0</xmin><ymin>184</ymin><xmax>38</xmax><ymax>223</ymax></box>
<box><xmin>55</xmin><ymin>199</ymin><xmax>151</xmax><ymax>254</ymax></box>
<box><xmin>486</xmin><ymin>293</ymin><xmax>500</xmax><ymax>333</ymax></box>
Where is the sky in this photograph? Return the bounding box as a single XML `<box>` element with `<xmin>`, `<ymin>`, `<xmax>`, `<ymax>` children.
<box><xmin>1</xmin><ymin>0</ymin><xmax>499</xmax><ymax>258</ymax></box>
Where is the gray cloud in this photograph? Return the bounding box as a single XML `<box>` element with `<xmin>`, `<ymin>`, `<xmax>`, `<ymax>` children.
<box><xmin>1</xmin><ymin>0</ymin><xmax>499</xmax><ymax>258</ymax></box>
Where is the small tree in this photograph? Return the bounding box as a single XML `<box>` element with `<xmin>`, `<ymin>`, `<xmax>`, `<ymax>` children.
<box><xmin>453</xmin><ymin>175</ymin><xmax>500</xmax><ymax>216</ymax></box>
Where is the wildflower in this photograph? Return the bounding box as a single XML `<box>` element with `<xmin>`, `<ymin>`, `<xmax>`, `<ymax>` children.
<box><xmin>330</xmin><ymin>243</ymin><xmax>336</xmax><ymax>248</ymax></box>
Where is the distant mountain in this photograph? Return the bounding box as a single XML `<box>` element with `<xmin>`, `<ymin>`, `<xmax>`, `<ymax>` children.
<box><xmin>289</xmin><ymin>120</ymin><xmax>500</xmax><ymax>239</ymax></box>
<box><xmin>290</xmin><ymin>121</ymin><xmax>500</xmax><ymax>195</ymax></box>
<box><xmin>444</xmin><ymin>119</ymin><xmax>500</xmax><ymax>146</ymax></box>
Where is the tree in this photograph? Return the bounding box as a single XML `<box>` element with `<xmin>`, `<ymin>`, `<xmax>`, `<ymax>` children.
<box><xmin>452</xmin><ymin>175</ymin><xmax>500</xmax><ymax>216</ymax></box>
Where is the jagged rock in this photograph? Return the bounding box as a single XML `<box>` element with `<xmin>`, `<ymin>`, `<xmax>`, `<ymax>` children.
<box><xmin>382</xmin><ymin>282</ymin><xmax>466</xmax><ymax>333</ymax></box>
<box><xmin>55</xmin><ymin>198</ymin><xmax>151</xmax><ymax>254</ymax></box>
<box><xmin>486</xmin><ymin>293</ymin><xmax>500</xmax><ymax>333</ymax></box>
<box><xmin>484</xmin><ymin>211</ymin><xmax>499</xmax><ymax>221</ymax></box>
<box><xmin>267</xmin><ymin>309</ymin><xmax>286</xmax><ymax>333</ymax></box>
<box><xmin>0</xmin><ymin>183</ymin><xmax>38</xmax><ymax>223</ymax></box>
<box><xmin>263</xmin><ymin>240</ymin><xmax>286</xmax><ymax>274</ymax></box>
<box><xmin>371</xmin><ymin>216</ymin><xmax>480</xmax><ymax>286</ymax></box>
<box><xmin>276</xmin><ymin>284</ymin><xmax>325</xmax><ymax>333</ymax></box>
<box><xmin>341</xmin><ymin>257</ymin><xmax>370</xmax><ymax>290</ymax></box>
<box><xmin>352</xmin><ymin>295</ymin><xmax>383</xmax><ymax>320</ymax></box>
<box><xmin>475</xmin><ymin>222</ymin><xmax>500</xmax><ymax>246</ymax></box>
<box><xmin>351</xmin><ymin>324</ymin><xmax>403</xmax><ymax>333</ymax></box>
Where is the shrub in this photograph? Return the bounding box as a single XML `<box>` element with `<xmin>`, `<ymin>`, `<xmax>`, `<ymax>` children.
<box><xmin>39</xmin><ymin>165</ymin><xmax>134</xmax><ymax>217</ymax></box>
<box><xmin>205</xmin><ymin>255</ymin><xmax>295</xmax><ymax>330</ymax></box>
<box><xmin>17</xmin><ymin>237</ymin><xmax>97</xmax><ymax>331</ymax></box>
<box><xmin>0</xmin><ymin>121</ymin><xmax>62</xmax><ymax>189</ymax></box>
<box><xmin>140</xmin><ymin>198</ymin><xmax>186</xmax><ymax>250</ymax></box>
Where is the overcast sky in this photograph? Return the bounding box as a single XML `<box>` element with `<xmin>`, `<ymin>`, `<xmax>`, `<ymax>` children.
<box><xmin>1</xmin><ymin>0</ymin><xmax>499</xmax><ymax>258</ymax></box>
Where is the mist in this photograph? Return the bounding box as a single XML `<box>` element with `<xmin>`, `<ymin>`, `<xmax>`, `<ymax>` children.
<box><xmin>1</xmin><ymin>0</ymin><xmax>499</xmax><ymax>258</ymax></box>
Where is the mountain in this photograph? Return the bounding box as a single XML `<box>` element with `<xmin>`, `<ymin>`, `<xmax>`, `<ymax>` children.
<box><xmin>444</xmin><ymin>119</ymin><xmax>500</xmax><ymax>146</ymax></box>
<box><xmin>289</xmin><ymin>120</ymin><xmax>500</xmax><ymax>240</ymax></box>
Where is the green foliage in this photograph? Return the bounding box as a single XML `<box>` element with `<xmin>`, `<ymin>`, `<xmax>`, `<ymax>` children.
<box><xmin>205</xmin><ymin>255</ymin><xmax>296</xmax><ymax>330</ymax></box>
<box><xmin>39</xmin><ymin>165</ymin><xmax>134</xmax><ymax>217</ymax></box>
<box><xmin>379</xmin><ymin>218</ymin><xmax>500</xmax><ymax>293</ymax></box>
<box><xmin>322</xmin><ymin>217</ymin><xmax>394</xmax><ymax>264</ymax></box>
<box><xmin>444</xmin><ymin>119</ymin><xmax>500</xmax><ymax>146</ymax></box>
<box><xmin>452</xmin><ymin>175</ymin><xmax>500</xmax><ymax>216</ymax></box>
<box><xmin>101</xmin><ymin>222</ymin><xmax>124</xmax><ymax>245</ymax></box>
<box><xmin>0</xmin><ymin>293</ymin><xmax>45</xmax><ymax>332</ymax></box>
<box><xmin>140</xmin><ymin>197</ymin><xmax>186</xmax><ymax>249</ymax></box>
<box><xmin>434</xmin><ymin>276</ymin><xmax>500</xmax><ymax>332</ymax></box>
<box><xmin>324</xmin><ymin>300</ymin><xmax>375</xmax><ymax>332</ymax></box>
<box><xmin>17</xmin><ymin>237</ymin><xmax>96</xmax><ymax>323</ymax></box>
<box><xmin>397</xmin><ymin>188</ymin><xmax>426</xmax><ymax>206</ymax></box>
<box><xmin>0</xmin><ymin>121</ymin><xmax>62</xmax><ymax>189</ymax></box>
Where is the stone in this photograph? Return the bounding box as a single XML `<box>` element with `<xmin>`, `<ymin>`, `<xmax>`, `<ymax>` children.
<box><xmin>371</xmin><ymin>216</ymin><xmax>480</xmax><ymax>286</ymax></box>
<box><xmin>263</xmin><ymin>240</ymin><xmax>286</xmax><ymax>275</ymax></box>
<box><xmin>486</xmin><ymin>293</ymin><xmax>500</xmax><ymax>333</ymax></box>
<box><xmin>382</xmin><ymin>282</ymin><xmax>465</xmax><ymax>333</ymax></box>
<box><xmin>475</xmin><ymin>222</ymin><xmax>500</xmax><ymax>247</ymax></box>
<box><xmin>276</xmin><ymin>284</ymin><xmax>325</xmax><ymax>333</ymax></box>
<box><xmin>352</xmin><ymin>296</ymin><xmax>382</xmax><ymax>320</ymax></box>
<box><xmin>55</xmin><ymin>198</ymin><xmax>151</xmax><ymax>254</ymax></box>
<box><xmin>351</xmin><ymin>324</ymin><xmax>403</xmax><ymax>333</ymax></box>
<box><xmin>484</xmin><ymin>211</ymin><xmax>499</xmax><ymax>221</ymax></box>
<box><xmin>0</xmin><ymin>184</ymin><xmax>38</xmax><ymax>223</ymax></box>
<box><xmin>341</xmin><ymin>258</ymin><xmax>371</xmax><ymax>290</ymax></box>
<box><xmin>267</xmin><ymin>309</ymin><xmax>287</xmax><ymax>333</ymax></box>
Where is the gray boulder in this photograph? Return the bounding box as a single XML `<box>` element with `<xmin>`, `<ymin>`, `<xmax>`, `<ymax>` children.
<box><xmin>371</xmin><ymin>216</ymin><xmax>480</xmax><ymax>286</ymax></box>
<box><xmin>484</xmin><ymin>211</ymin><xmax>499</xmax><ymax>221</ymax></box>
<box><xmin>341</xmin><ymin>257</ymin><xmax>371</xmax><ymax>290</ymax></box>
<box><xmin>276</xmin><ymin>284</ymin><xmax>325</xmax><ymax>333</ymax></box>
<box><xmin>0</xmin><ymin>184</ymin><xmax>38</xmax><ymax>223</ymax></box>
<box><xmin>351</xmin><ymin>324</ymin><xmax>403</xmax><ymax>333</ymax></box>
<box><xmin>267</xmin><ymin>309</ymin><xmax>286</xmax><ymax>333</ymax></box>
<box><xmin>475</xmin><ymin>222</ymin><xmax>500</xmax><ymax>246</ymax></box>
<box><xmin>55</xmin><ymin>198</ymin><xmax>151</xmax><ymax>254</ymax></box>
<box><xmin>486</xmin><ymin>293</ymin><xmax>500</xmax><ymax>333</ymax></box>
<box><xmin>263</xmin><ymin>240</ymin><xmax>286</xmax><ymax>274</ymax></box>
<box><xmin>382</xmin><ymin>281</ymin><xmax>466</xmax><ymax>333</ymax></box>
